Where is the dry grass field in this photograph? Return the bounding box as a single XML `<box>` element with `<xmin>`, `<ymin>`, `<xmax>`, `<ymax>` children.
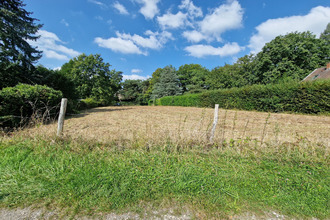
<box><xmin>22</xmin><ymin>106</ymin><xmax>330</xmax><ymax>149</ymax></box>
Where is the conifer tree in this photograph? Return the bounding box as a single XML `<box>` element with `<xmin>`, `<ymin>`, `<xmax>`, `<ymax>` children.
<box><xmin>152</xmin><ymin>65</ymin><xmax>182</xmax><ymax>98</ymax></box>
<box><xmin>0</xmin><ymin>0</ymin><xmax>42</xmax><ymax>68</ymax></box>
<box><xmin>0</xmin><ymin>0</ymin><xmax>43</xmax><ymax>88</ymax></box>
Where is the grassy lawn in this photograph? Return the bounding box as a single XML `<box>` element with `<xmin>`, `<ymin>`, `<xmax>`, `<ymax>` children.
<box><xmin>1</xmin><ymin>134</ymin><xmax>329</xmax><ymax>219</ymax></box>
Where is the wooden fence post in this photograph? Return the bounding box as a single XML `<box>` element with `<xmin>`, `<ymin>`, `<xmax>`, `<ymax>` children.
<box><xmin>57</xmin><ymin>98</ymin><xmax>67</xmax><ymax>136</ymax></box>
<box><xmin>209</xmin><ymin>104</ymin><xmax>219</xmax><ymax>143</ymax></box>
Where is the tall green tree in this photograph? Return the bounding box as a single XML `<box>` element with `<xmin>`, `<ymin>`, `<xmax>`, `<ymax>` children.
<box><xmin>320</xmin><ymin>22</ymin><xmax>330</xmax><ymax>43</ymax></box>
<box><xmin>118</xmin><ymin>79</ymin><xmax>150</xmax><ymax>105</ymax></box>
<box><xmin>252</xmin><ymin>31</ymin><xmax>330</xmax><ymax>84</ymax></box>
<box><xmin>61</xmin><ymin>54</ymin><xmax>122</xmax><ymax>104</ymax></box>
<box><xmin>0</xmin><ymin>0</ymin><xmax>42</xmax><ymax>67</ymax></box>
<box><xmin>143</xmin><ymin>68</ymin><xmax>162</xmax><ymax>101</ymax></box>
<box><xmin>119</xmin><ymin>79</ymin><xmax>143</xmax><ymax>102</ymax></box>
<box><xmin>33</xmin><ymin>65</ymin><xmax>77</xmax><ymax>100</ymax></box>
<box><xmin>177</xmin><ymin>64</ymin><xmax>209</xmax><ymax>94</ymax></box>
<box><xmin>0</xmin><ymin>0</ymin><xmax>42</xmax><ymax>89</ymax></box>
<box><xmin>152</xmin><ymin>65</ymin><xmax>182</xmax><ymax>98</ymax></box>
<box><xmin>206</xmin><ymin>55</ymin><xmax>254</xmax><ymax>90</ymax></box>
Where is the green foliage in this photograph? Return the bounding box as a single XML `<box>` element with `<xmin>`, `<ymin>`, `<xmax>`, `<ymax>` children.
<box><xmin>206</xmin><ymin>32</ymin><xmax>330</xmax><ymax>89</ymax></box>
<box><xmin>119</xmin><ymin>79</ymin><xmax>150</xmax><ymax>105</ymax></box>
<box><xmin>157</xmin><ymin>80</ymin><xmax>330</xmax><ymax>114</ymax></box>
<box><xmin>158</xmin><ymin>93</ymin><xmax>201</xmax><ymax>107</ymax></box>
<box><xmin>177</xmin><ymin>64</ymin><xmax>209</xmax><ymax>93</ymax></box>
<box><xmin>206</xmin><ymin>55</ymin><xmax>255</xmax><ymax>90</ymax></box>
<box><xmin>320</xmin><ymin>22</ymin><xmax>330</xmax><ymax>43</ymax></box>
<box><xmin>32</xmin><ymin>65</ymin><xmax>77</xmax><ymax>100</ymax></box>
<box><xmin>252</xmin><ymin>32</ymin><xmax>330</xmax><ymax>84</ymax></box>
<box><xmin>78</xmin><ymin>97</ymin><xmax>102</xmax><ymax>110</ymax></box>
<box><xmin>143</xmin><ymin>68</ymin><xmax>162</xmax><ymax>101</ymax></box>
<box><xmin>61</xmin><ymin>54</ymin><xmax>122</xmax><ymax>105</ymax></box>
<box><xmin>0</xmin><ymin>136</ymin><xmax>328</xmax><ymax>218</ymax></box>
<box><xmin>0</xmin><ymin>83</ymin><xmax>62</xmax><ymax>127</ymax></box>
<box><xmin>0</xmin><ymin>62</ymin><xmax>29</xmax><ymax>89</ymax></box>
<box><xmin>152</xmin><ymin>65</ymin><xmax>182</xmax><ymax>99</ymax></box>
<box><xmin>0</xmin><ymin>0</ymin><xmax>42</xmax><ymax>69</ymax></box>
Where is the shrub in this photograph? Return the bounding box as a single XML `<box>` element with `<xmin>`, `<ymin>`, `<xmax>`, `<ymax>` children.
<box><xmin>0</xmin><ymin>83</ymin><xmax>63</xmax><ymax>128</ymax></box>
<box><xmin>78</xmin><ymin>97</ymin><xmax>102</xmax><ymax>110</ymax></box>
<box><xmin>156</xmin><ymin>80</ymin><xmax>330</xmax><ymax>114</ymax></box>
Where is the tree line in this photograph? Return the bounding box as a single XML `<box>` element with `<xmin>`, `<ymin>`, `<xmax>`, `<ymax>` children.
<box><xmin>120</xmin><ymin>28</ymin><xmax>330</xmax><ymax>105</ymax></box>
<box><xmin>1</xmin><ymin>0</ymin><xmax>123</xmax><ymax>109</ymax></box>
<box><xmin>1</xmin><ymin>0</ymin><xmax>330</xmax><ymax>109</ymax></box>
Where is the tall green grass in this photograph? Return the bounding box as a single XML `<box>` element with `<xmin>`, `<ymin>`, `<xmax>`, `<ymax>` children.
<box><xmin>0</xmin><ymin>136</ymin><xmax>329</xmax><ymax>218</ymax></box>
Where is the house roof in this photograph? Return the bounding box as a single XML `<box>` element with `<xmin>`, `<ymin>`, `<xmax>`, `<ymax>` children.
<box><xmin>303</xmin><ymin>63</ymin><xmax>330</xmax><ymax>82</ymax></box>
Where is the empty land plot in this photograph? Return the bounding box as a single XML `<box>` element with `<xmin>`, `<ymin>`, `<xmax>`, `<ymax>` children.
<box><xmin>24</xmin><ymin>106</ymin><xmax>330</xmax><ymax>148</ymax></box>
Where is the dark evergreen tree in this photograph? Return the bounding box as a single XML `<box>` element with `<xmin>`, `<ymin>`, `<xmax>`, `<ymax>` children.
<box><xmin>152</xmin><ymin>65</ymin><xmax>182</xmax><ymax>98</ymax></box>
<box><xmin>0</xmin><ymin>0</ymin><xmax>43</xmax><ymax>88</ymax></box>
<box><xmin>0</xmin><ymin>0</ymin><xmax>42</xmax><ymax>66</ymax></box>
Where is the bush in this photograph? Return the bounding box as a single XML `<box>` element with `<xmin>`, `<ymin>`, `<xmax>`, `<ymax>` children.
<box><xmin>0</xmin><ymin>84</ymin><xmax>63</xmax><ymax>128</ymax></box>
<box><xmin>78</xmin><ymin>97</ymin><xmax>102</xmax><ymax>110</ymax></box>
<box><xmin>156</xmin><ymin>80</ymin><xmax>330</xmax><ymax>114</ymax></box>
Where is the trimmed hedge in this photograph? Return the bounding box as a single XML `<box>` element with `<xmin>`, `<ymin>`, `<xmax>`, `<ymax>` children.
<box><xmin>155</xmin><ymin>80</ymin><xmax>330</xmax><ymax>114</ymax></box>
<box><xmin>0</xmin><ymin>84</ymin><xmax>63</xmax><ymax>128</ymax></box>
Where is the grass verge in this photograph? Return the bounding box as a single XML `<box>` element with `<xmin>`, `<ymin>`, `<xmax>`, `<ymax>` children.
<box><xmin>0</xmin><ymin>135</ymin><xmax>329</xmax><ymax>219</ymax></box>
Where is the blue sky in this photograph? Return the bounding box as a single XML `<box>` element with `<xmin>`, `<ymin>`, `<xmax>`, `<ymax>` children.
<box><xmin>25</xmin><ymin>0</ymin><xmax>330</xmax><ymax>80</ymax></box>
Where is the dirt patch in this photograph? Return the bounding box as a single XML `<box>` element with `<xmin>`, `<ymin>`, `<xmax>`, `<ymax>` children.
<box><xmin>1</xmin><ymin>207</ymin><xmax>309</xmax><ymax>220</ymax></box>
<box><xmin>0</xmin><ymin>207</ymin><xmax>192</xmax><ymax>220</ymax></box>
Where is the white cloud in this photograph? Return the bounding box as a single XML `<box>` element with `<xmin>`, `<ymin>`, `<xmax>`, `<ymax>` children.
<box><xmin>134</xmin><ymin>0</ymin><xmax>160</xmax><ymax>19</ymax></box>
<box><xmin>123</xmin><ymin>74</ymin><xmax>149</xmax><ymax>80</ymax></box>
<box><xmin>199</xmin><ymin>0</ymin><xmax>243</xmax><ymax>42</ymax></box>
<box><xmin>249</xmin><ymin>6</ymin><xmax>330</xmax><ymax>53</ymax></box>
<box><xmin>180</xmin><ymin>0</ymin><xmax>243</xmax><ymax>43</ymax></box>
<box><xmin>88</xmin><ymin>0</ymin><xmax>107</xmax><ymax>9</ymax></box>
<box><xmin>53</xmin><ymin>66</ymin><xmax>62</xmax><ymax>71</ymax></box>
<box><xmin>131</xmin><ymin>69</ymin><xmax>143</xmax><ymax>73</ymax></box>
<box><xmin>43</xmin><ymin>50</ymin><xmax>69</xmax><ymax>60</ymax></box>
<box><xmin>113</xmin><ymin>2</ymin><xmax>129</xmax><ymax>15</ymax></box>
<box><xmin>117</xmin><ymin>32</ymin><xmax>159</xmax><ymax>49</ymax></box>
<box><xmin>95</xmin><ymin>30</ymin><xmax>173</xmax><ymax>55</ymax></box>
<box><xmin>94</xmin><ymin>37</ymin><xmax>145</xmax><ymax>55</ymax></box>
<box><xmin>182</xmin><ymin>30</ymin><xmax>206</xmax><ymax>43</ymax></box>
<box><xmin>185</xmin><ymin>42</ymin><xmax>242</xmax><ymax>58</ymax></box>
<box><xmin>157</xmin><ymin>11</ymin><xmax>188</xmax><ymax>29</ymax></box>
<box><xmin>179</xmin><ymin>0</ymin><xmax>203</xmax><ymax>18</ymax></box>
<box><xmin>29</xmin><ymin>30</ymin><xmax>80</xmax><ymax>61</ymax></box>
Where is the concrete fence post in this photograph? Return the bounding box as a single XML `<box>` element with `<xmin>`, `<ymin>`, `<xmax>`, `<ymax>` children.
<box><xmin>209</xmin><ymin>104</ymin><xmax>219</xmax><ymax>143</ymax></box>
<box><xmin>57</xmin><ymin>98</ymin><xmax>67</xmax><ymax>136</ymax></box>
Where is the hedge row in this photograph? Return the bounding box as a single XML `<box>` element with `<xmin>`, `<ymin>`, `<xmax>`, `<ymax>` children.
<box><xmin>0</xmin><ymin>84</ymin><xmax>63</xmax><ymax>128</ymax></box>
<box><xmin>155</xmin><ymin>80</ymin><xmax>330</xmax><ymax>114</ymax></box>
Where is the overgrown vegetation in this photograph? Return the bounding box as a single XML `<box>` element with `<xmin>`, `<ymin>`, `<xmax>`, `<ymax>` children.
<box><xmin>0</xmin><ymin>134</ymin><xmax>328</xmax><ymax>219</ymax></box>
<box><xmin>0</xmin><ymin>84</ymin><xmax>62</xmax><ymax>128</ymax></box>
<box><xmin>156</xmin><ymin>80</ymin><xmax>330</xmax><ymax>114</ymax></box>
